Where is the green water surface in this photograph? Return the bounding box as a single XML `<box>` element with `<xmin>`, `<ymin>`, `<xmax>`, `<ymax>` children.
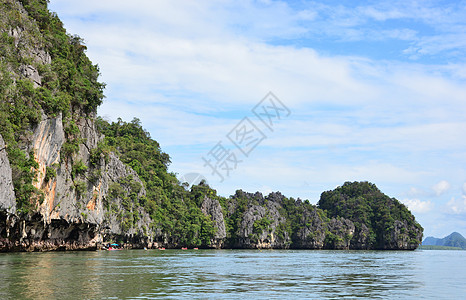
<box><xmin>0</xmin><ymin>249</ymin><xmax>465</xmax><ymax>299</ymax></box>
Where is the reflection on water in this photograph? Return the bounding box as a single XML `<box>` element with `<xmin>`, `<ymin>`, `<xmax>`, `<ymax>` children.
<box><xmin>0</xmin><ymin>249</ymin><xmax>465</xmax><ymax>299</ymax></box>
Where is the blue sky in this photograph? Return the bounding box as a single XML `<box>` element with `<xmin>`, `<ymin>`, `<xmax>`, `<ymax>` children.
<box><xmin>48</xmin><ymin>0</ymin><xmax>466</xmax><ymax>238</ymax></box>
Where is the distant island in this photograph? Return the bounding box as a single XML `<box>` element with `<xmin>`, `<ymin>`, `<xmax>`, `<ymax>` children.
<box><xmin>420</xmin><ymin>232</ymin><xmax>466</xmax><ymax>250</ymax></box>
<box><xmin>0</xmin><ymin>0</ymin><xmax>423</xmax><ymax>252</ymax></box>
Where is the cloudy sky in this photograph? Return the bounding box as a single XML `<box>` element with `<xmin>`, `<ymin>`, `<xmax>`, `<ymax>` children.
<box><xmin>48</xmin><ymin>0</ymin><xmax>466</xmax><ymax>238</ymax></box>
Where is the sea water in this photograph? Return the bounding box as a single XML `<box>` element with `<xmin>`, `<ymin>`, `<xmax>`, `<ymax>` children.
<box><xmin>0</xmin><ymin>249</ymin><xmax>465</xmax><ymax>299</ymax></box>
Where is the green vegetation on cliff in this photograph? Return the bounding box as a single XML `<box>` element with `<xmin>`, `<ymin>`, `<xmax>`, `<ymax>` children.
<box><xmin>18</xmin><ymin>0</ymin><xmax>105</xmax><ymax>114</ymax></box>
<box><xmin>95</xmin><ymin>117</ymin><xmax>217</xmax><ymax>247</ymax></box>
<box><xmin>318</xmin><ymin>181</ymin><xmax>423</xmax><ymax>249</ymax></box>
<box><xmin>0</xmin><ymin>0</ymin><xmax>104</xmax><ymax>212</ymax></box>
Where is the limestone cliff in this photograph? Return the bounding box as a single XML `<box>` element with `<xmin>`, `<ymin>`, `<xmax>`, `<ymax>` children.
<box><xmin>234</xmin><ymin>195</ymin><xmax>287</xmax><ymax>249</ymax></box>
<box><xmin>0</xmin><ymin>110</ymin><xmax>155</xmax><ymax>251</ymax></box>
<box><xmin>0</xmin><ymin>135</ymin><xmax>15</xmax><ymax>214</ymax></box>
<box><xmin>221</xmin><ymin>191</ymin><xmax>359</xmax><ymax>250</ymax></box>
<box><xmin>318</xmin><ymin>181</ymin><xmax>423</xmax><ymax>250</ymax></box>
<box><xmin>0</xmin><ymin>0</ymin><xmax>423</xmax><ymax>251</ymax></box>
<box><xmin>0</xmin><ymin>0</ymin><xmax>153</xmax><ymax>251</ymax></box>
<box><xmin>201</xmin><ymin>196</ymin><xmax>226</xmax><ymax>248</ymax></box>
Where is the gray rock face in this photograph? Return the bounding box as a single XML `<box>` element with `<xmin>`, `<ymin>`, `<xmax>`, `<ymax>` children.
<box><xmin>30</xmin><ymin>113</ymin><xmax>65</xmax><ymax>221</ymax></box>
<box><xmin>0</xmin><ymin>109</ymin><xmax>155</xmax><ymax>251</ymax></box>
<box><xmin>238</xmin><ymin>200</ymin><xmax>287</xmax><ymax>249</ymax></box>
<box><xmin>388</xmin><ymin>220</ymin><xmax>422</xmax><ymax>250</ymax></box>
<box><xmin>20</xmin><ymin>64</ymin><xmax>41</xmax><ymax>87</ymax></box>
<box><xmin>3</xmin><ymin>1</ymin><xmax>51</xmax><ymax>87</ymax></box>
<box><xmin>0</xmin><ymin>213</ymin><xmax>101</xmax><ymax>251</ymax></box>
<box><xmin>103</xmin><ymin>153</ymin><xmax>135</xmax><ymax>186</ymax></box>
<box><xmin>326</xmin><ymin>218</ymin><xmax>355</xmax><ymax>249</ymax></box>
<box><xmin>201</xmin><ymin>196</ymin><xmax>226</xmax><ymax>248</ymax></box>
<box><xmin>294</xmin><ymin>206</ymin><xmax>327</xmax><ymax>249</ymax></box>
<box><xmin>0</xmin><ymin>135</ymin><xmax>16</xmax><ymax>214</ymax></box>
<box><xmin>227</xmin><ymin>191</ymin><xmax>290</xmax><ymax>249</ymax></box>
<box><xmin>46</xmin><ymin>115</ymin><xmax>103</xmax><ymax>225</ymax></box>
<box><xmin>99</xmin><ymin>152</ymin><xmax>152</xmax><ymax>240</ymax></box>
<box><xmin>350</xmin><ymin>223</ymin><xmax>371</xmax><ymax>249</ymax></box>
<box><xmin>222</xmin><ymin>191</ymin><xmax>367</xmax><ymax>250</ymax></box>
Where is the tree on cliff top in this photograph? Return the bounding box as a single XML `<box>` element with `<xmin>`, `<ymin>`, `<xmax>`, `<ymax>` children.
<box><xmin>318</xmin><ymin>181</ymin><xmax>423</xmax><ymax>248</ymax></box>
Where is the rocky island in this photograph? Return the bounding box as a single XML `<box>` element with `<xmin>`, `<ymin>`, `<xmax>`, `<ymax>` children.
<box><xmin>0</xmin><ymin>0</ymin><xmax>423</xmax><ymax>251</ymax></box>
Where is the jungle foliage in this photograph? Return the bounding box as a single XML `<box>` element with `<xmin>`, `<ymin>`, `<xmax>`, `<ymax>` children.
<box><xmin>96</xmin><ymin>117</ymin><xmax>217</xmax><ymax>247</ymax></box>
<box><xmin>318</xmin><ymin>181</ymin><xmax>423</xmax><ymax>248</ymax></box>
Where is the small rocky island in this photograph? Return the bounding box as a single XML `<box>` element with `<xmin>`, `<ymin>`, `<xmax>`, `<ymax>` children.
<box><xmin>0</xmin><ymin>0</ymin><xmax>423</xmax><ymax>251</ymax></box>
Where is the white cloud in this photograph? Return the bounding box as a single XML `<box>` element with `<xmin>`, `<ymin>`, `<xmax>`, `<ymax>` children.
<box><xmin>193</xmin><ymin>154</ymin><xmax>430</xmax><ymax>200</ymax></box>
<box><xmin>463</xmin><ymin>182</ymin><xmax>466</xmax><ymax>195</ymax></box>
<box><xmin>403</xmin><ymin>198</ymin><xmax>433</xmax><ymax>214</ymax></box>
<box><xmin>404</xmin><ymin>33</ymin><xmax>466</xmax><ymax>58</ymax></box>
<box><xmin>406</xmin><ymin>187</ymin><xmax>425</xmax><ymax>198</ymax></box>
<box><xmin>359</xmin><ymin>6</ymin><xmax>406</xmax><ymax>22</ymax></box>
<box><xmin>60</xmin><ymin>1</ymin><xmax>466</xmax><ymax>199</ymax></box>
<box><xmin>446</xmin><ymin>196</ymin><xmax>466</xmax><ymax>215</ymax></box>
<box><xmin>432</xmin><ymin>180</ymin><xmax>451</xmax><ymax>196</ymax></box>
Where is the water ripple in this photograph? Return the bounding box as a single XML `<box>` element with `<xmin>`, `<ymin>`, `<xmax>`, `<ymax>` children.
<box><xmin>0</xmin><ymin>250</ymin><xmax>465</xmax><ymax>299</ymax></box>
